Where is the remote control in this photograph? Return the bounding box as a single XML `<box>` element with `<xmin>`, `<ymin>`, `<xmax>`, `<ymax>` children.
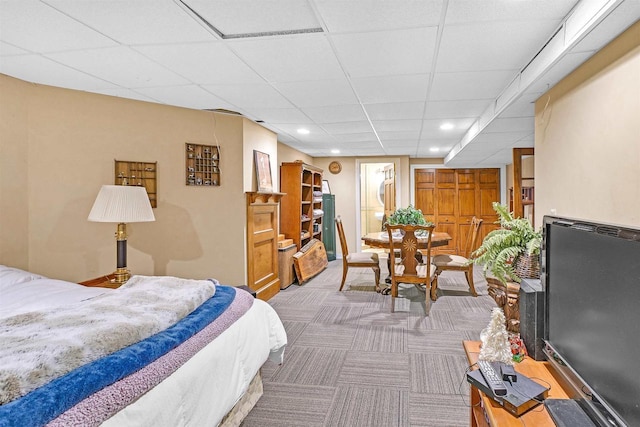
<box><xmin>500</xmin><ymin>363</ymin><xmax>517</xmax><ymax>382</ymax></box>
<box><xmin>477</xmin><ymin>360</ymin><xmax>508</xmax><ymax>396</ymax></box>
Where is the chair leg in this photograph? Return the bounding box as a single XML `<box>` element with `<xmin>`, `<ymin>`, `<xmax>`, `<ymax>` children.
<box><xmin>466</xmin><ymin>267</ymin><xmax>478</xmax><ymax>297</ymax></box>
<box><xmin>373</xmin><ymin>266</ymin><xmax>381</xmax><ymax>292</ymax></box>
<box><xmin>430</xmin><ymin>274</ymin><xmax>438</xmax><ymax>301</ymax></box>
<box><xmin>339</xmin><ymin>267</ymin><xmax>348</xmax><ymax>291</ymax></box>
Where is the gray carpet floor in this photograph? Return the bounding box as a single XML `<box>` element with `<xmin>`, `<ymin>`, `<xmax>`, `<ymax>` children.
<box><xmin>241</xmin><ymin>258</ymin><xmax>498</xmax><ymax>427</ymax></box>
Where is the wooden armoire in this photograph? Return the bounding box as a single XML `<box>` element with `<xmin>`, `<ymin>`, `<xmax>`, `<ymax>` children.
<box><xmin>414</xmin><ymin>168</ymin><xmax>500</xmax><ymax>254</ymax></box>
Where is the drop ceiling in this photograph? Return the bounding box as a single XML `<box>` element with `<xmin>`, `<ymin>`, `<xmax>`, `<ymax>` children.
<box><xmin>1</xmin><ymin>0</ymin><xmax>638</xmax><ymax>167</ymax></box>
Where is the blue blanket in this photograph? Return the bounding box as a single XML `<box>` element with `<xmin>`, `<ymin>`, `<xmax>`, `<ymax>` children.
<box><xmin>0</xmin><ymin>285</ymin><xmax>237</xmax><ymax>427</ymax></box>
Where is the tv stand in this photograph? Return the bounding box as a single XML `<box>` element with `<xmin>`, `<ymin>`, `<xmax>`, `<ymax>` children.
<box><xmin>464</xmin><ymin>340</ymin><xmax>571</xmax><ymax>426</ymax></box>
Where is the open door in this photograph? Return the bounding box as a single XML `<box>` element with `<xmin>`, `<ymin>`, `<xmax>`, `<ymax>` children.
<box><xmin>383</xmin><ymin>163</ymin><xmax>396</xmax><ymax>218</ymax></box>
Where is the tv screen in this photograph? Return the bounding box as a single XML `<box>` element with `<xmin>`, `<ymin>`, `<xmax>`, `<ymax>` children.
<box><xmin>542</xmin><ymin>216</ymin><xmax>640</xmax><ymax>427</ymax></box>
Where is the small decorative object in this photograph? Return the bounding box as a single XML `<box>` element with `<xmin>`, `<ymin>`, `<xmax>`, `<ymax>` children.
<box><xmin>253</xmin><ymin>150</ymin><xmax>273</xmax><ymax>192</ymax></box>
<box><xmin>385</xmin><ymin>205</ymin><xmax>433</xmax><ymax>227</ymax></box>
<box><xmin>328</xmin><ymin>160</ymin><xmax>342</xmax><ymax>174</ymax></box>
<box><xmin>114</xmin><ymin>160</ymin><xmax>157</xmax><ymax>207</ymax></box>
<box><xmin>509</xmin><ymin>334</ymin><xmax>528</xmax><ymax>363</ymax></box>
<box><xmin>470</xmin><ymin>202</ymin><xmax>542</xmax><ymax>284</ymax></box>
<box><xmin>185</xmin><ymin>143</ymin><xmax>220</xmax><ymax>186</ymax></box>
<box><xmin>479</xmin><ymin>308</ymin><xmax>514</xmax><ymax>365</ymax></box>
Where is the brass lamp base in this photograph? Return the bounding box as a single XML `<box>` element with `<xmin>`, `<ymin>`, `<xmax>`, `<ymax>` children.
<box><xmin>111</xmin><ymin>267</ymin><xmax>131</xmax><ymax>285</ymax></box>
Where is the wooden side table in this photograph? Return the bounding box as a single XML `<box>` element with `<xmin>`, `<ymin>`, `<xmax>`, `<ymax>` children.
<box><xmin>463</xmin><ymin>340</ymin><xmax>570</xmax><ymax>426</ymax></box>
<box><xmin>78</xmin><ymin>274</ymin><xmax>121</xmax><ymax>289</ymax></box>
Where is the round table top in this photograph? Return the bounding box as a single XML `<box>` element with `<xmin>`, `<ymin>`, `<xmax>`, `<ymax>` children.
<box><xmin>361</xmin><ymin>231</ymin><xmax>451</xmax><ymax>249</ymax></box>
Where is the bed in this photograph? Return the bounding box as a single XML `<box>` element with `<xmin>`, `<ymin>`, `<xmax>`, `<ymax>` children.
<box><xmin>0</xmin><ymin>265</ymin><xmax>287</xmax><ymax>427</ymax></box>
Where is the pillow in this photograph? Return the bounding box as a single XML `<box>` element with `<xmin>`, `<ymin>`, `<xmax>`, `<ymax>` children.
<box><xmin>0</xmin><ymin>266</ymin><xmax>111</xmax><ymax>318</ymax></box>
<box><xmin>0</xmin><ymin>265</ymin><xmax>46</xmax><ymax>291</ymax></box>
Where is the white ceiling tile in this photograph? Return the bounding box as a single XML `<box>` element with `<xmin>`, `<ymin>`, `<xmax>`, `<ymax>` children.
<box><xmin>0</xmin><ymin>55</ymin><xmax>117</xmax><ymax>91</ymax></box>
<box><xmin>45</xmin><ymin>47</ymin><xmax>188</xmax><ymax>88</ymax></box>
<box><xmin>430</xmin><ymin>70</ymin><xmax>515</xmax><ymax>101</ymax></box>
<box><xmin>301</xmin><ymin>104</ymin><xmax>367</xmax><ymax>123</ymax></box>
<box><xmin>331</xmin><ymin>27</ymin><xmax>437</xmax><ymax>78</ymax></box>
<box><xmin>482</xmin><ymin>117</ymin><xmax>533</xmax><ymax>133</ymax></box>
<box><xmin>0</xmin><ymin>0</ymin><xmax>117</xmax><ymax>52</ymax></box>
<box><xmin>184</xmin><ymin>0</ymin><xmax>320</xmax><ymax>35</ymax></box>
<box><xmin>437</xmin><ymin>21</ymin><xmax>560</xmax><ymax>73</ymax></box>
<box><xmin>203</xmin><ymin>83</ymin><xmax>295</xmax><ymax>108</ymax></box>
<box><xmin>372</xmin><ymin>120</ymin><xmax>422</xmax><ymax>132</ymax></box>
<box><xmin>134</xmin><ymin>85</ymin><xmax>230</xmax><ymax>110</ymax></box>
<box><xmin>315</xmin><ymin>0</ymin><xmax>443</xmax><ymax>32</ymax></box>
<box><xmin>424</xmin><ymin>99</ymin><xmax>492</xmax><ymax>119</ymax></box>
<box><xmin>365</xmin><ymin>102</ymin><xmax>425</xmax><ymax>121</ymax></box>
<box><xmin>331</xmin><ymin>132</ymin><xmax>377</xmax><ymax>143</ymax></box>
<box><xmin>322</xmin><ymin>121</ymin><xmax>373</xmax><ymax>134</ymax></box>
<box><xmin>134</xmin><ymin>43</ymin><xmax>264</xmax><ymax>85</ymax></box>
<box><xmin>44</xmin><ymin>0</ymin><xmax>214</xmax><ymax>44</ymax></box>
<box><xmin>378</xmin><ymin>130</ymin><xmax>420</xmax><ymax>141</ymax></box>
<box><xmin>0</xmin><ymin>42</ymin><xmax>29</xmax><ymax>55</ymax></box>
<box><xmin>444</xmin><ymin>0</ymin><xmax>579</xmax><ymax>24</ymax></box>
<box><xmin>352</xmin><ymin>74</ymin><xmax>429</xmax><ymax>104</ymax></box>
<box><xmin>274</xmin><ymin>79</ymin><xmax>358</xmax><ymax>107</ymax></box>
<box><xmin>420</xmin><ymin>118</ymin><xmax>475</xmax><ymax>138</ymax></box>
<box><xmin>229</xmin><ymin>35</ymin><xmax>344</xmax><ymax>82</ymax></box>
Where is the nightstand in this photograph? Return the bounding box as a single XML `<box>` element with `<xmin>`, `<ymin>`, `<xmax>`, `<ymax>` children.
<box><xmin>78</xmin><ymin>274</ymin><xmax>121</xmax><ymax>289</ymax></box>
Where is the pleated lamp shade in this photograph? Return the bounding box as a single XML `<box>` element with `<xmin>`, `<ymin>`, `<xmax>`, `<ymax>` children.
<box><xmin>88</xmin><ymin>185</ymin><xmax>155</xmax><ymax>223</ymax></box>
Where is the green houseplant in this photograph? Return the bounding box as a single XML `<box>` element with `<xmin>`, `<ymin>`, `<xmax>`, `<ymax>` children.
<box><xmin>385</xmin><ymin>205</ymin><xmax>433</xmax><ymax>227</ymax></box>
<box><xmin>471</xmin><ymin>202</ymin><xmax>541</xmax><ymax>284</ymax></box>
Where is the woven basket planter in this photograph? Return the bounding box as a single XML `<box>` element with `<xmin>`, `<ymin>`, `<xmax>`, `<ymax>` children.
<box><xmin>514</xmin><ymin>253</ymin><xmax>540</xmax><ymax>279</ymax></box>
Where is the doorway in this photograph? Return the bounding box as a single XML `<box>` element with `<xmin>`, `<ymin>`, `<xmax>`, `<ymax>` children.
<box><xmin>359</xmin><ymin>162</ymin><xmax>394</xmax><ymax>252</ymax></box>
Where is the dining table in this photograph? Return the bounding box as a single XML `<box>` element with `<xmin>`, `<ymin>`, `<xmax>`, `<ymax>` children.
<box><xmin>361</xmin><ymin>230</ymin><xmax>452</xmax><ymax>285</ymax></box>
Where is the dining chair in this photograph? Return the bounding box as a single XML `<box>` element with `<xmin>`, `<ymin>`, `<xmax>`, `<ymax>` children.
<box><xmin>432</xmin><ymin>217</ymin><xmax>483</xmax><ymax>298</ymax></box>
<box><xmin>335</xmin><ymin>217</ymin><xmax>381</xmax><ymax>292</ymax></box>
<box><xmin>386</xmin><ymin>223</ymin><xmax>436</xmax><ymax>313</ymax></box>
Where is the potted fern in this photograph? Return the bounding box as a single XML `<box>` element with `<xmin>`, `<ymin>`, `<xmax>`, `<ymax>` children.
<box><xmin>470</xmin><ymin>202</ymin><xmax>541</xmax><ymax>285</ymax></box>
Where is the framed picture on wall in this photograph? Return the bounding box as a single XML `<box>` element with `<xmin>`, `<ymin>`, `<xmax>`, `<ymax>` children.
<box><xmin>254</xmin><ymin>150</ymin><xmax>273</xmax><ymax>192</ymax></box>
<box><xmin>322</xmin><ymin>180</ymin><xmax>331</xmax><ymax>194</ymax></box>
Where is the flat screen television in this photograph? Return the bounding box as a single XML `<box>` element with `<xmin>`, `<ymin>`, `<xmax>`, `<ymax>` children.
<box><xmin>542</xmin><ymin>215</ymin><xmax>640</xmax><ymax>427</ymax></box>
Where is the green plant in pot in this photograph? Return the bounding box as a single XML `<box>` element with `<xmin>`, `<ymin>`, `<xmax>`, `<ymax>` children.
<box><xmin>385</xmin><ymin>205</ymin><xmax>433</xmax><ymax>227</ymax></box>
<box><xmin>470</xmin><ymin>202</ymin><xmax>541</xmax><ymax>284</ymax></box>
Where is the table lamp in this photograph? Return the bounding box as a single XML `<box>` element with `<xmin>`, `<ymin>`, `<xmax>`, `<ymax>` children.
<box><xmin>88</xmin><ymin>185</ymin><xmax>155</xmax><ymax>284</ymax></box>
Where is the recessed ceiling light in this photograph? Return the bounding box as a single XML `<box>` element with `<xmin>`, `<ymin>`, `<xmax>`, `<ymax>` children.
<box><xmin>331</xmin><ymin>149</ymin><xmax>340</xmax><ymax>154</ymax></box>
<box><xmin>297</xmin><ymin>128</ymin><xmax>310</xmax><ymax>135</ymax></box>
<box><xmin>429</xmin><ymin>147</ymin><xmax>440</xmax><ymax>152</ymax></box>
<box><xmin>440</xmin><ymin>122</ymin><xmax>454</xmax><ymax>130</ymax></box>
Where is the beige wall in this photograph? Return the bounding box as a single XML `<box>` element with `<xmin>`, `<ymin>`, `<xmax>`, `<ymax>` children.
<box><xmin>277</xmin><ymin>142</ymin><xmax>313</xmax><ymax>166</ymax></box>
<box><xmin>0</xmin><ymin>75</ymin><xmax>30</xmax><ymax>269</ymax></box>
<box><xmin>535</xmin><ymin>21</ymin><xmax>640</xmax><ymax>229</ymax></box>
<box><xmin>0</xmin><ymin>74</ymin><xmax>277</xmax><ymax>285</ymax></box>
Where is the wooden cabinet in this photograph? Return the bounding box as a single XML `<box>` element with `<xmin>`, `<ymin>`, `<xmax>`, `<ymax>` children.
<box><xmin>464</xmin><ymin>340</ymin><xmax>570</xmax><ymax>426</ymax></box>
<box><xmin>280</xmin><ymin>162</ymin><xmax>324</xmax><ymax>250</ymax></box>
<box><xmin>246</xmin><ymin>192</ymin><xmax>284</xmax><ymax>301</ymax></box>
<box><xmin>415</xmin><ymin>168</ymin><xmax>500</xmax><ymax>254</ymax></box>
